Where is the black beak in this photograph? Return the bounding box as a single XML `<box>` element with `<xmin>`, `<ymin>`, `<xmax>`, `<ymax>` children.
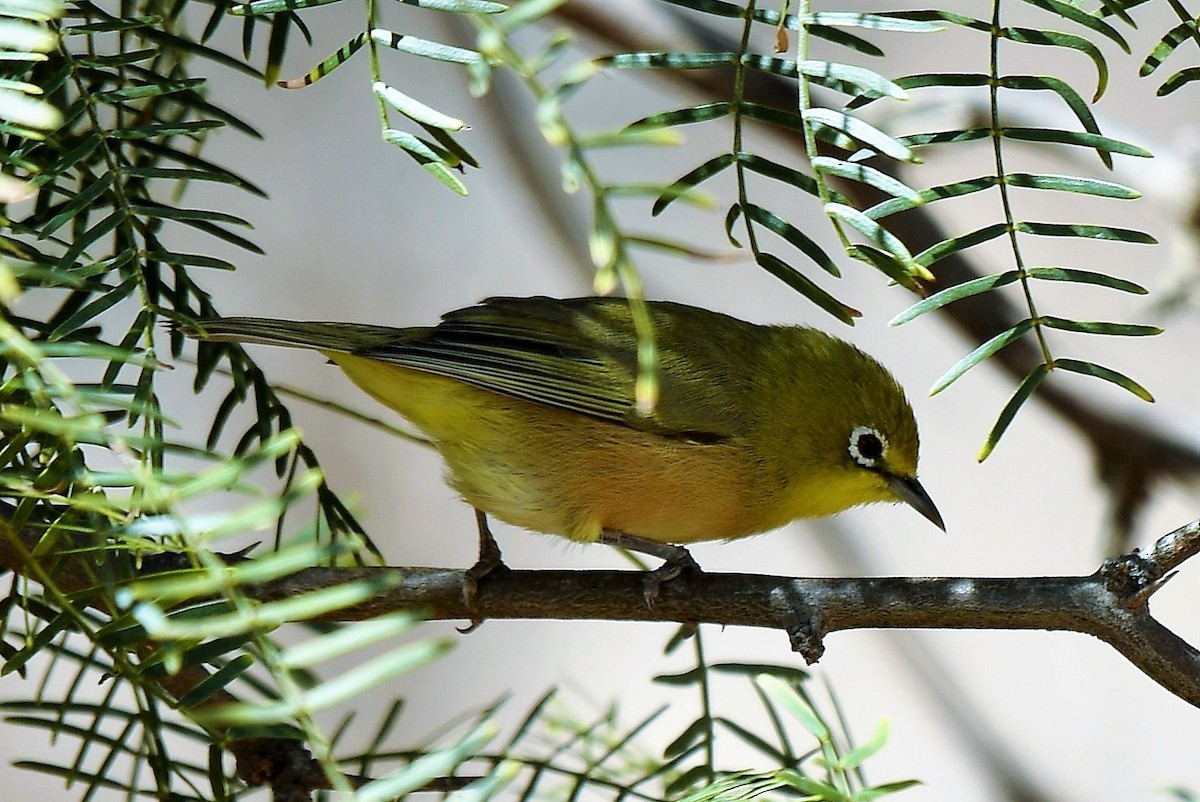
<box><xmin>887</xmin><ymin>475</ymin><xmax>945</xmax><ymax>531</ymax></box>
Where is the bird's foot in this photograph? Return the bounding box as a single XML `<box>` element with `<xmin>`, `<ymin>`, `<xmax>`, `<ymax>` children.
<box><xmin>598</xmin><ymin>531</ymin><xmax>701</xmax><ymax>607</ymax></box>
<box><xmin>460</xmin><ymin>511</ymin><xmax>509</xmax><ymax>633</ymax></box>
<box><xmin>641</xmin><ymin>547</ymin><xmax>701</xmax><ymax>606</ymax></box>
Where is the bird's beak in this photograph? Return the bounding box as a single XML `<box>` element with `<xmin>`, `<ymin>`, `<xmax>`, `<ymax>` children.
<box><xmin>888</xmin><ymin>475</ymin><xmax>946</xmax><ymax>531</ymax></box>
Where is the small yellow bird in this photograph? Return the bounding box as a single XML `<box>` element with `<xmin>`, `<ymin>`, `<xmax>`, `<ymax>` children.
<box><xmin>187</xmin><ymin>296</ymin><xmax>942</xmax><ymax>597</ymax></box>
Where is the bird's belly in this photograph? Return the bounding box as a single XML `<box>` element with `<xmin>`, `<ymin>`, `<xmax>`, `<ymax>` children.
<box><xmin>330</xmin><ymin>355</ymin><xmax>758</xmax><ymax>544</ymax></box>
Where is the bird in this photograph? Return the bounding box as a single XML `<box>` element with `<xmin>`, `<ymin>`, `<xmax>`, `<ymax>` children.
<box><xmin>182</xmin><ymin>295</ymin><xmax>943</xmax><ymax>602</ymax></box>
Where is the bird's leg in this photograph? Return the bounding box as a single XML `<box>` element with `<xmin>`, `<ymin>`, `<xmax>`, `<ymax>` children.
<box><xmin>462</xmin><ymin>510</ymin><xmax>508</xmax><ymax>626</ymax></box>
<box><xmin>599</xmin><ymin>531</ymin><xmax>701</xmax><ymax>606</ymax></box>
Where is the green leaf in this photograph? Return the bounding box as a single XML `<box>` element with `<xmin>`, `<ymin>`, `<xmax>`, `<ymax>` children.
<box><xmin>276</xmin><ymin>32</ymin><xmax>366</xmax><ymax>87</ymax></box>
<box><xmin>600</xmin><ymin>51</ymin><xmax>735</xmax><ymax>70</ymax></box>
<box><xmin>744</xmin><ymin>204</ymin><xmax>839</xmax><ymax>276</ymax></box>
<box><xmin>890</xmin><ymin>71</ymin><xmax>988</xmax><ymax>89</ymax></box>
<box><xmin>627</xmin><ymin>102</ymin><xmax>730</xmax><ymax>130</ymax></box>
<box><xmin>755</xmin><ymin>674</ymin><xmax>829</xmax><ymax>739</ymax></box>
<box><xmin>0</xmin><ymin>18</ymin><xmax>56</xmax><ymax>51</ymax></box>
<box><xmin>38</xmin><ymin>173</ymin><xmax>114</xmax><ymax>237</ymax></box>
<box><xmin>1003</xmin><ymin>127</ymin><xmax>1150</xmax><ymax>158</ymax></box>
<box><xmin>145</xmin><ymin>250</ymin><xmax>236</xmax><ymax>271</ymax></box>
<box><xmin>126</xmin><ymin>143</ymin><xmax>266</xmax><ymax>195</ymax></box>
<box><xmin>656</xmin><ymin>0</ymin><xmax>741</xmax><ymax>20</ymax></box>
<box><xmin>847</xmin><ymin>245</ymin><xmax>923</xmax><ymax>291</ymax></box>
<box><xmin>1015</xmin><ymin>221</ymin><xmax>1156</xmax><ymax>244</ymax></box>
<box><xmin>737</xmin><ymin>152</ymin><xmax>821</xmax><ymax>197</ymax></box>
<box><xmin>739</xmin><ymin>102</ymin><xmax>805</xmax><ymax>133</ymax></box>
<box><xmin>785</xmin><ymin>775</ymin><xmax>845</xmax><ymax>799</ymax></box>
<box><xmin>915</xmin><ymin>222</ymin><xmax>1008</xmax><ymax>267</ymax></box>
<box><xmin>0</xmin><ymin>0</ymin><xmax>63</xmax><ymax>22</ymax></box>
<box><xmin>1005</xmin><ymin>172</ymin><xmax>1138</xmax><ymax>199</ymax></box>
<box><xmin>125</xmin><ymin>165</ymin><xmax>264</xmax><ymax>195</ymax></box>
<box><xmin>63</xmin><ymin>15</ymin><xmax>160</xmax><ymax>34</ymax></box>
<box><xmin>1158</xmin><ymin>68</ymin><xmax>1200</xmax><ymax>97</ymax></box>
<box><xmin>866</xmin><ymin>176</ymin><xmax>995</xmax><ymax>219</ymax></box>
<box><xmin>724</xmin><ymin>203</ymin><xmax>743</xmax><ymax>247</ymax></box>
<box><xmin>858</xmin><ymin>779</ymin><xmax>923</xmax><ymax>801</ymax></box>
<box><xmin>847</xmin><ymin>72</ymin><xmax>986</xmax><ymax>109</ymax></box>
<box><xmin>369</xmin><ymin>29</ymin><xmax>482</xmax><ymax>64</ymax></box>
<box><xmin>356</xmin><ymin>722</ymin><xmax>498</xmax><ymax>802</ymax></box>
<box><xmin>978</xmin><ymin>363</ymin><xmax>1050</xmax><ymax>461</ymax></box>
<box><xmin>1141</xmin><ymin>19</ymin><xmax>1196</xmax><ymax>76</ymax></box>
<box><xmin>1040</xmin><ymin>316</ymin><xmax>1160</xmax><ymax>336</ymax></box>
<box><xmin>129</xmin><ymin>202</ymin><xmax>252</xmax><ymax>227</ymax></box>
<box><xmin>880</xmin><ymin>9</ymin><xmax>986</xmax><ymax>30</ymax></box>
<box><xmin>216</xmin><ymin>639</ymin><xmax>453</xmax><ymax>724</ymax></box>
<box><xmin>373</xmin><ymin>82</ymin><xmax>465</xmax><ymax>130</ymax></box>
<box><xmin>755</xmin><ymin>252</ymin><xmax>857</xmax><ymax>324</ymax></box>
<box><xmin>999</xmin><ymin>74</ymin><xmax>1108</xmax><ymax>166</ymax></box>
<box><xmin>932</xmin><ymin>319</ymin><xmax>1033</xmax><ymax>395</ymax></box>
<box><xmin>577</xmin><ymin>127</ymin><xmax>682</xmax><ymax>148</ymax></box>
<box><xmin>1000</xmin><ymin>27</ymin><xmax>1108</xmax><ymax>100</ymax></box>
<box><xmin>610</xmin><ymin>182</ymin><xmax>715</xmax><ymax>207</ymax></box>
<box><xmin>381</xmin><ymin>128</ymin><xmax>468</xmax><ymax>195</ymax></box>
<box><xmin>811</xmin><ymin>156</ymin><xmax>922</xmax><ymax>201</ymax></box>
<box><xmin>807</xmin><ymin>25</ymin><xmax>884</xmax><ymax>57</ymax></box>
<box><xmin>653</xmin><ymin>153</ymin><xmax>734</xmax><ymax>216</ymax></box>
<box><xmin>419</xmin><ymin>120</ymin><xmax>479</xmax><ymax>168</ymax></box>
<box><xmin>803</xmin><ymin>108</ymin><xmax>917</xmax><ymax>162</ymax></box>
<box><xmin>230</xmin><ymin>0</ymin><xmax>342</xmax><ymax>16</ymax></box>
<box><xmin>491</xmin><ymin>0</ymin><xmax>564</xmax><ymax>29</ymax></box>
<box><xmin>890</xmin><ymin>271</ymin><xmax>1019</xmax><ymax>325</ymax></box>
<box><xmin>0</xmin><ymin>87</ymin><xmax>60</xmax><ymax>130</ymax></box>
<box><xmin>47</xmin><ymin>278</ymin><xmax>138</xmax><ymax>340</ymax></box>
<box><xmin>840</xmin><ymin>718</ymin><xmax>890</xmax><ymax>769</ymax></box>
<box><xmin>741</xmin><ymin>53</ymin><xmax>798</xmax><ymax>79</ymax></box>
<box><xmin>54</xmin><ymin>211</ymin><xmax>122</xmax><ymax>270</ymax></box>
<box><xmin>177</xmin><ymin>654</ymin><xmax>255</xmax><ymax>708</ymax></box>
<box><xmin>1018</xmin><ymin>0</ymin><xmax>1129</xmax><ymax>52</ymax></box>
<box><xmin>106</xmin><ymin>120</ymin><xmax>225</xmax><ymax>139</ymax></box>
<box><xmin>279</xmin><ymin>613</ymin><xmax>422</xmax><ymax>669</ymax></box>
<box><xmin>93</xmin><ymin>77</ymin><xmax>206</xmax><ymax>102</ymax></box>
<box><xmin>397</xmin><ymin>0</ymin><xmax>506</xmax><ymax>11</ymax></box>
<box><xmin>25</xmin><ymin>131</ymin><xmax>100</xmax><ymax>186</ymax></box>
<box><xmin>897</xmin><ymin>127</ymin><xmax>992</xmax><ymax>151</ymax></box>
<box><xmin>625</xmin><ymin>234</ymin><xmax>727</xmax><ymax>260</ymax></box>
<box><xmin>804</xmin><ymin>11</ymin><xmax>943</xmax><ymax>32</ymax></box>
<box><xmin>1026</xmin><ymin>267</ymin><xmax>1146</xmax><ymax>294</ymax></box>
<box><xmin>1054</xmin><ymin>358</ymin><xmax>1153</xmax><ymax>401</ymax></box>
<box><xmin>663</xmin><ymin>717</ymin><xmax>707</xmax><ymax>758</ymax></box>
<box><xmin>1094</xmin><ymin>0</ymin><xmax>1136</xmax><ymax>24</ymax></box>
<box><xmin>825</xmin><ymin>202</ymin><xmax>928</xmax><ymax>278</ymax></box>
<box><xmin>795</xmin><ymin>60</ymin><xmax>906</xmax><ymax>99</ymax></box>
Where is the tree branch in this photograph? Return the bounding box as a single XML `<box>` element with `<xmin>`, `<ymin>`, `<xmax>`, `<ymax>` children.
<box><xmin>241</xmin><ymin>518</ymin><xmax>1200</xmax><ymax>709</ymax></box>
<box><xmin>5</xmin><ymin>506</ymin><xmax>1200</xmax><ymax>800</ymax></box>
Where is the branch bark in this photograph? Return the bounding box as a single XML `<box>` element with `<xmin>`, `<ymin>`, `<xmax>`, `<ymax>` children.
<box><xmin>243</xmin><ymin>519</ymin><xmax>1200</xmax><ymax>708</ymax></box>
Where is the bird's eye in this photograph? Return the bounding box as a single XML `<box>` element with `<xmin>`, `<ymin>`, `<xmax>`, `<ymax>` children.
<box><xmin>848</xmin><ymin>425</ymin><xmax>887</xmax><ymax>468</ymax></box>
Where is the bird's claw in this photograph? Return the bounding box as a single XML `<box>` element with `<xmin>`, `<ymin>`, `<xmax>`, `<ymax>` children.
<box><xmin>460</xmin><ymin>511</ymin><xmax>508</xmax><ymax>633</ymax></box>
<box><xmin>642</xmin><ymin>548</ymin><xmax>701</xmax><ymax>606</ymax></box>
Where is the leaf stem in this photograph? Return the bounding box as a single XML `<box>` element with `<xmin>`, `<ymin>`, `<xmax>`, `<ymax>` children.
<box><xmin>988</xmin><ymin>0</ymin><xmax>1053</xmax><ymax>367</ymax></box>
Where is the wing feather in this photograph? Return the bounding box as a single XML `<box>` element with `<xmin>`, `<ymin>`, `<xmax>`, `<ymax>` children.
<box><xmin>356</xmin><ymin>296</ymin><xmax>743</xmax><ymax>438</ymax></box>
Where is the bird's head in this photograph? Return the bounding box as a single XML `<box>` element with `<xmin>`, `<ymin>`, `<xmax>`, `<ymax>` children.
<box><xmin>766</xmin><ymin>328</ymin><xmax>944</xmax><ymax>532</ymax></box>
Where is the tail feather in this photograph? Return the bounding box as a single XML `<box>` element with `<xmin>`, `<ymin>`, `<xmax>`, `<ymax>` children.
<box><xmin>185</xmin><ymin>317</ymin><xmax>407</xmax><ymax>353</ymax></box>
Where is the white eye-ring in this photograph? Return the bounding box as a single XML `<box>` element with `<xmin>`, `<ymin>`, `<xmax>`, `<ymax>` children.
<box><xmin>848</xmin><ymin>425</ymin><xmax>888</xmax><ymax>468</ymax></box>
